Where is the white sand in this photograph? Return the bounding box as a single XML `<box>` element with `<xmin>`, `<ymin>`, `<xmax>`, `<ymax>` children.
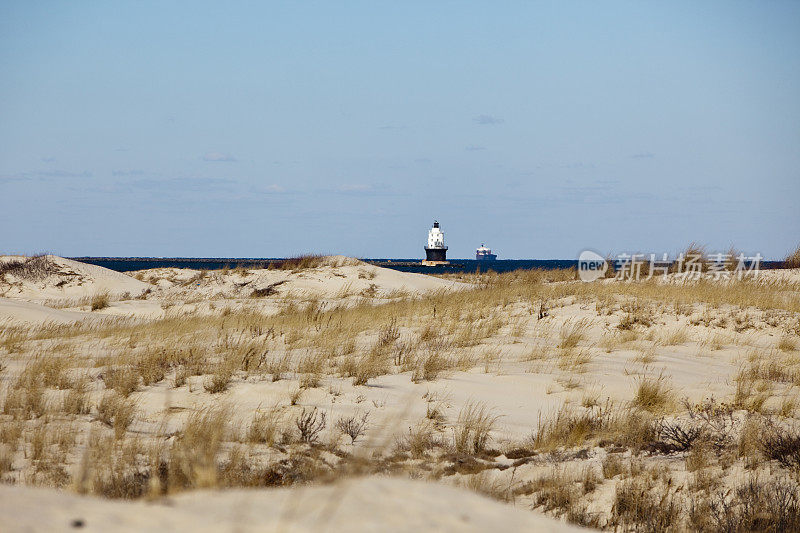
<box><xmin>0</xmin><ymin>477</ymin><xmax>582</xmax><ymax>533</ymax></box>
<box><xmin>0</xmin><ymin>298</ymin><xmax>94</xmax><ymax>326</ymax></box>
<box><xmin>2</xmin><ymin>256</ymin><xmax>797</xmax><ymax>530</ymax></box>
<box><xmin>0</xmin><ymin>256</ymin><xmax>465</xmax><ymax>323</ymax></box>
<box><xmin>0</xmin><ymin>255</ymin><xmax>149</xmax><ymax>303</ymax></box>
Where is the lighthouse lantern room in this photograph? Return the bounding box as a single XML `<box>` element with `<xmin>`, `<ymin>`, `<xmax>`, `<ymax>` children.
<box><xmin>423</xmin><ymin>221</ymin><xmax>449</xmax><ymax>265</ymax></box>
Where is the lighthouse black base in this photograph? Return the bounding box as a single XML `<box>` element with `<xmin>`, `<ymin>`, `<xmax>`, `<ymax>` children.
<box><xmin>424</xmin><ymin>246</ymin><xmax>448</xmax><ymax>264</ymax></box>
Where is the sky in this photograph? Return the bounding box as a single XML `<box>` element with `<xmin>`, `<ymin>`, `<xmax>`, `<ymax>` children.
<box><xmin>1</xmin><ymin>1</ymin><xmax>799</xmax><ymax>259</ymax></box>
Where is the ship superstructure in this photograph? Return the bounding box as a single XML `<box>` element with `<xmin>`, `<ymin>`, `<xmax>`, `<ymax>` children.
<box><xmin>423</xmin><ymin>221</ymin><xmax>448</xmax><ymax>264</ymax></box>
<box><xmin>476</xmin><ymin>243</ymin><xmax>497</xmax><ymax>261</ymax></box>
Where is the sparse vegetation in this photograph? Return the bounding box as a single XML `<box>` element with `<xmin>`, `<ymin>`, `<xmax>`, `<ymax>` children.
<box><xmin>2</xmin><ymin>252</ymin><xmax>800</xmax><ymax>530</ymax></box>
<box><xmin>632</xmin><ymin>374</ymin><xmax>674</xmax><ymax>412</ymax></box>
<box><xmin>336</xmin><ymin>412</ymin><xmax>369</xmax><ymax>443</ymax></box>
<box><xmin>784</xmin><ymin>244</ymin><xmax>800</xmax><ymax>269</ymax></box>
<box><xmin>454</xmin><ymin>401</ymin><xmax>499</xmax><ymax>454</ymax></box>
<box><xmin>296</xmin><ymin>407</ymin><xmax>327</xmax><ymax>444</ymax></box>
<box><xmin>90</xmin><ymin>292</ymin><xmax>110</xmax><ymax>311</ymax></box>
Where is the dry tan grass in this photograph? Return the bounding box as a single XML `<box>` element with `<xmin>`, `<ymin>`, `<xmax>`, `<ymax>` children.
<box><xmin>454</xmin><ymin>401</ymin><xmax>499</xmax><ymax>454</ymax></box>
<box><xmin>784</xmin><ymin>244</ymin><xmax>800</xmax><ymax>269</ymax></box>
<box><xmin>532</xmin><ymin>404</ymin><xmax>655</xmax><ymax>451</ymax></box>
<box><xmin>90</xmin><ymin>292</ymin><xmax>110</xmax><ymax>311</ymax></box>
<box><xmin>2</xmin><ymin>258</ymin><xmax>800</xmax><ymax>531</ymax></box>
<box><xmin>779</xmin><ymin>335</ymin><xmax>798</xmax><ymax>352</ymax></box>
<box><xmin>631</xmin><ymin>373</ymin><xmax>674</xmax><ymax>413</ymax></box>
<box><xmin>558</xmin><ymin>318</ymin><xmax>591</xmax><ymax>349</ymax></box>
<box><xmin>97</xmin><ymin>393</ymin><xmax>136</xmax><ymax>440</ymax></box>
<box><xmin>169</xmin><ymin>407</ymin><xmax>230</xmax><ymax>490</ymax></box>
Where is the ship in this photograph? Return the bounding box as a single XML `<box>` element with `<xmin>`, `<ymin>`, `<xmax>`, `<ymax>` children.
<box><xmin>476</xmin><ymin>243</ymin><xmax>497</xmax><ymax>261</ymax></box>
<box><xmin>423</xmin><ymin>221</ymin><xmax>449</xmax><ymax>265</ymax></box>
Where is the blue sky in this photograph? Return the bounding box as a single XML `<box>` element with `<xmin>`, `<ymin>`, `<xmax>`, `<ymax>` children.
<box><xmin>1</xmin><ymin>1</ymin><xmax>798</xmax><ymax>259</ymax></box>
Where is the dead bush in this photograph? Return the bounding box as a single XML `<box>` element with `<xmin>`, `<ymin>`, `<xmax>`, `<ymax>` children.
<box><xmin>707</xmin><ymin>477</ymin><xmax>800</xmax><ymax>532</ymax></box>
<box><xmin>335</xmin><ymin>412</ymin><xmax>369</xmax><ymax>444</ymax></box>
<box><xmin>658</xmin><ymin>419</ymin><xmax>703</xmax><ymax>451</ymax></box>
<box><xmin>611</xmin><ymin>478</ymin><xmax>680</xmax><ymax>532</ymax></box>
<box><xmin>760</xmin><ymin>425</ymin><xmax>800</xmax><ymax>471</ymax></box>
<box><xmin>295</xmin><ymin>407</ymin><xmax>326</xmax><ymax>444</ymax></box>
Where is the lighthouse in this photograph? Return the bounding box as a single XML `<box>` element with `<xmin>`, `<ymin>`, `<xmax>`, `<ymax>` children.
<box><xmin>423</xmin><ymin>221</ymin><xmax>449</xmax><ymax>265</ymax></box>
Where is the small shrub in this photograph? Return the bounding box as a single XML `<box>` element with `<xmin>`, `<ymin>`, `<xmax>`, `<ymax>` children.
<box><xmin>295</xmin><ymin>407</ymin><xmax>326</xmax><ymax>444</ymax></box>
<box><xmin>91</xmin><ymin>292</ymin><xmax>110</xmax><ymax>311</ymax></box>
<box><xmin>288</xmin><ymin>387</ymin><xmax>303</xmax><ymax>406</ymax></box>
<box><xmin>351</xmin><ymin>350</ymin><xmax>390</xmax><ymax>386</ymax></box>
<box><xmin>528</xmin><ymin>470</ymin><xmax>580</xmax><ymax>517</ymax></box>
<box><xmin>760</xmin><ymin>426</ymin><xmax>800</xmax><ymax>471</ymax></box>
<box><xmin>2</xmin><ymin>382</ymin><xmax>46</xmax><ymax>419</ymax></box>
<box><xmin>658</xmin><ymin>419</ymin><xmax>703</xmax><ymax>451</ymax></box>
<box><xmin>335</xmin><ymin>412</ymin><xmax>369</xmax><ymax>443</ymax></box>
<box><xmin>378</xmin><ymin>320</ymin><xmax>400</xmax><ymax>347</ymax></box>
<box><xmin>251</xmin><ymin>281</ymin><xmax>287</xmax><ymax>298</ymax></box>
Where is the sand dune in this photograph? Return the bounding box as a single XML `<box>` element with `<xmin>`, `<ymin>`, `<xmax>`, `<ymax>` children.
<box><xmin>136</xmin><ymin>256</ymin><xmax>465</xmax><ymax>301</ymax></box>
<box><xmin>0</xmin><ymin>298</ymin><xmax>94</xmax><ymax>326</ymax></box>
<box><xmin>0</xmin><ymin>255</ymin><xmax>464</xmax><ymax>323</ymax></box>
<box><xmin>0</xmin><ymin>477</ymin><xmax>582</xmax><ymax>532</ymax></box>
<box><xmin>0</xmin><ymin>255</ymin><xmax>149</xmax><ymax>303</ymax></box>
<box><xmin>1</xmin><ymin>257</ymin><xmax>799</xmax><ymax>531</ymax></box>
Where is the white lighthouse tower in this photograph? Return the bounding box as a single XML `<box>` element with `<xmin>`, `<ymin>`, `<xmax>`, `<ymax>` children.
<box><xmin>423</xmin><ymin>221</ymin><xmax>449</xmax><ymax>265</ymax></box>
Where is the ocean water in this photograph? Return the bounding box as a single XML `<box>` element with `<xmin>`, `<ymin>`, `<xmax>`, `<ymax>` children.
<box><xmin>71</xmin><ymin>258</ymin><xmax>578</xmax><ymax>275</ymax></box>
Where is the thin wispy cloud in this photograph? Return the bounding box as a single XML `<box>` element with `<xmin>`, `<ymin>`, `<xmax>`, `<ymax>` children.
<box><xmin>127</xmin><ymin>177</ymin><xmax>234</xmax><ymax>191</ymax></box>
<box><xmin>112</xmin><ymin>169</ymin><xmax>146</xmax><ymax>177</ymax></box>
<box><xmin>632</xmin><ymin>152</ymin><xmax>655</xmax><ymax>159</ymax></box>
<box><xmin>473</xmin><ymin>114</ymin><xmax>504</xmax><ymax>125</ymax></box>
<box><xmin>42</xmin><ymin>170</ymin><xmax>92</xmax><ymax>178</ymax></box>
<box><xmin>2</xmin><ymin>169</ymin><xmax>92</xmax><ymax>180</ymax></box>
<box><xmin>41</xmin><ymin>156</ymin><xmax>56</xmax><ymax>163</ymax></box>
<box><xmin>202</xmin><ymin>151</ymin><xmax>237</xmax><ymax>162</ymax></box>
<box><xmin>337</xmin><ymin>184</ymin><xmax>373</xmax><ymax>192</ymax></box>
